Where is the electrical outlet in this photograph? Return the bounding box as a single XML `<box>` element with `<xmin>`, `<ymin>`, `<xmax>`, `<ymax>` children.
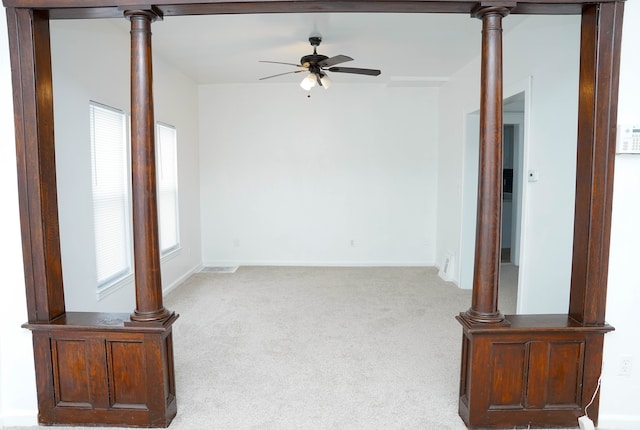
<box><xmin>619</xmin><ymin>355</ymin><xmax>633</xmax><ymax>376</ymax></box>
<box><xmin>350</xmin><ymin>239</ymin><xmax>355</xmax><ymax>248</ymax></box>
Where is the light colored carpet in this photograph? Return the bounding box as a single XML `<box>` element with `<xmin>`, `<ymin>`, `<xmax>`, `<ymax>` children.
<box><xmin>168</xmin><ymin>266</ymin><xmax>472</xmax><ymax>430</ymax></box>
<box><xmin>499</xmin><ymin>263</ymin><xmax>519</xmax><ymax>314</ymax></box>
<box><xmin>6</xmin><ymin>265</ymin><xmax>526</xmax><ymax>430</ymax></box>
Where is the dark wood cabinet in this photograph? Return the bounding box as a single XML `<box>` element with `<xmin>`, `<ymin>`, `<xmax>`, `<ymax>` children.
<box><xmin>457</xmin><ymin>315</ymin><xmax>612</xmax><ymax>428</ymax></box>
<box><xmin>25</xmin><ymin>313</ymin><xmax>178</xmax><ymax>427</ymax></box>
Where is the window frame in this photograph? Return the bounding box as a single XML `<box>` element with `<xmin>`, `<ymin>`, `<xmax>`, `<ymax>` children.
<box><xmin>155</xmin><ymin>121</ymin><xmax>181</xmax><ymax>257</ymax></box>
<box><xmin>89</xmin><ymin>101</ymin><xmax>134</xmax><ymax>295</ymax></box>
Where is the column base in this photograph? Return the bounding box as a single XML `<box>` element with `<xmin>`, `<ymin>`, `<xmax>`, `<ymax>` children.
<box><xmin>130</xmin><ymin>306</ymin><xmax>172</xmax><ymax>323</ymax></box>
<box><xmin>460</xmin><ymin>308</ymin><xmax>507</xmax><ymax>325</ymax></box>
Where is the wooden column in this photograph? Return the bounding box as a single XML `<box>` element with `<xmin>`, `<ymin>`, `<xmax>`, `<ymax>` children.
<box><xmin>462</xmin><ymin>4</ymin><xmax>511</xmax><ymax>325</ymax></box>
<box><xmin>125</xmin><ymin>8</ymin><xmax>171</xmax><ymax>323</ymax></box>
<box><xmin>6</xmin><ymin>7</ymin><xmax>65</xmax><ymax>323</ymax></box>
<box><xmin>458</xmin><ymin>3</ymin><xmax>623</xmax><ymax>428</ymax></box>
<box><xmin>9</xmin><ymin>8</ymin><xmax>177</xmax><ymax>427</ymax></box>
<box><xmin>569</xmin><ymin>2</ymin><xmax>624</xmax><ymax>326</ymax></box>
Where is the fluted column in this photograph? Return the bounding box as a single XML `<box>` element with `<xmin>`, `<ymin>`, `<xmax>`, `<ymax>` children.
<box><xmin>463</xmin><ymin>5</ymin><xmax>511</xmax><ymax>324</ymax></box>
<box><xmin>126</xmin><ymin>8</ymin><xmax>171</xmax><ymax>322</ymax></box>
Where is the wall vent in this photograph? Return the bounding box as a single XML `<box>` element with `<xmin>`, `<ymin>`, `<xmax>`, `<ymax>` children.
<box><xmin>438</xmin><ymin>254</ymin><xmax>455</xmax><ymax>282</ymax></box>
<box><xmin>200</xmin><ymin>266</ymin><xmax>238</xmax><ymax>274</ymax></box>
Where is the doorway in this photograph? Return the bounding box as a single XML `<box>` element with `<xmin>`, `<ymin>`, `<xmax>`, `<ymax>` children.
<box><xmin>460</xmin><ymin>90</ymin><xmax>527</xmax><ymax>314</ymax></box>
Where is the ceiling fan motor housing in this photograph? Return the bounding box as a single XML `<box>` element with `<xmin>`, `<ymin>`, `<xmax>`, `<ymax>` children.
<box><xmin>301</xmin><ymin>36</ymin><xmax>327</xmax><ymax>67</ymax></box>
<box><xmin>300</xmin><ymin>54</ymin><xmax>328</xmax><ymax>67</ymax></box>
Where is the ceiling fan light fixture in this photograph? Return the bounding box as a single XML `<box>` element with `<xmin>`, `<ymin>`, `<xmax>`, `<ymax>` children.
<box><xmin>319</xmin><ymin>73</ymin><xmax>331</xmax><ymax>89</ymax></box>
<box><xmin>300</xmin><ymin>73</ymin><xmax>317</xmax><ymax>91</ymax></box>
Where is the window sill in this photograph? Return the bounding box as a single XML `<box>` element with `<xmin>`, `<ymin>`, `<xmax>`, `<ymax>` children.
<box><xmin>96</xmin><ymin>272</ymin><xmax>133</xmax><ymax>301</ymax></box>
<box><xmin>161</xmin><ymin>246</ymin><xmax>182</xmax><ymax>263</ymax></box>
<box><xmin>95</xmin><ymin>248</ymin><xmax>181</xmax><ymax>302</ymax></box>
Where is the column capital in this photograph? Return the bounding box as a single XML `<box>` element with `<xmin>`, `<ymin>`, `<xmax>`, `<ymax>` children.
<box><xmin>122</xmin><ymin>6</ymin><xmax>163</xmax><ymax>22</ymax></box>
<box><xmin>471</xmin><ymin>3</ymin><xmax>514</xmax><ymax>19</ymax></box>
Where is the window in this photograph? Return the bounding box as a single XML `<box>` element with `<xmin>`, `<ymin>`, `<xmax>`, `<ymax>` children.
<box><xmin>156</xmin><ymin>123</ymin><xmax>180</xmax><ymax>255</ymax></box>
<box><xmin>89</xmin><ymin>102</ymin><xmax>132</xmax><ymax>289</ymax></box>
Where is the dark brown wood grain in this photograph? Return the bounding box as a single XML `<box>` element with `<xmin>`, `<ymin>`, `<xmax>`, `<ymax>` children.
<box><xmin>457</xmin><ymin>314</ymin><xmax>613</xmax><ymax>428</ymax></box>
<box><xmin>463</xmin><ymin>5</ymin><xmax>511</xmax><ymax>325</ymax></box>
<box><xmin>127</xmin><ymin>9</ymin><xmax>172</xmax><ymax>323</ymax></box>
<box><xmin>456</xmin><ymin>2</ymin><xmax>623</xmax><ymax>428</ymax></box>
<box><xmin>25</xmin><ymin>313</ymin><xmax>178</xmax><ymax>426</ymax></box>
<box><xmin>570</xmin><ymin>1</ymin><xmax>624</xmax><ymax>326</ymax></box>
<box><xmin>6</xmin><ymin>7</ymin><xmax>65</xmax><ymax>323</ymax></box>
<box><xmin>2</xmin><ymin>0</ymin><xmax>620</xmax><ymax>20</ymax></box>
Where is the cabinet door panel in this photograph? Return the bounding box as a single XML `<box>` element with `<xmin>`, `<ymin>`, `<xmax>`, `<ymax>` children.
<box><xmin>107</xmin><ymin>340</ymin><xmax>148</xmax><ymax>409</ymax></box>
<box><xmin>52</xmin><ymin>339</ymin><xmax>92</xmax><ymax>407</ymax></box>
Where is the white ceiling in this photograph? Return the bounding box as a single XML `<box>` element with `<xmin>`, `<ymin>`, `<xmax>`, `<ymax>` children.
<box><xmin>112</xmin><ymin>12</ymin><xmax>530</xmax><ymax>86</ymax></box>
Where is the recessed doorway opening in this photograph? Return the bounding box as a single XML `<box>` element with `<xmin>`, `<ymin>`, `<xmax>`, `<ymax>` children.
<box><xmin>460</xmin><ymin>89</ymin><xmax>528</xmax><ymax>314</ymax></box>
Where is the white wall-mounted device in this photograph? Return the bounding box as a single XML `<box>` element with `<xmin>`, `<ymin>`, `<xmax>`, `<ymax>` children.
<box><xmin>617</xmin><ymin>124</ymin><xmax>640</xmax><ymax>154</ymax></box>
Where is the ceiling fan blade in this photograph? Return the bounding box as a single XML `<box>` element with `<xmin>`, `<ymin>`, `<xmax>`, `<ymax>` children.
<box><xmin>259</xmin><ymin>60</ymin><xmax>305</xmax><ymax>68</ymax></box>
<box><xmin>318</xmin><ymin>55</ymin><xmax>353</xmax><ymax>67</ymax></box>
<box><xmin>327</xmin><ymin>66</ymin><xmax>381</xmax><ymax>76</ymax></box>
<box><xmin>259</xmin><ymin>70</ymin><xmax>306</xmax><ymax>80</ymax></box>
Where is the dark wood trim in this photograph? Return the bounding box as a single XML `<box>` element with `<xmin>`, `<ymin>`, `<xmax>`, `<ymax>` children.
<box><xmin>126</xmin><ymin>9</ymin><xmax>172</xmax><ymax>323</ymax></box>
<box><xmin>3</xmin><ymin>0</ymin><xmax>617</xmax><ymax>9</ymax></box>
<box><xmin>6</xmin><ymin>7</ymin><xmax>65</xmax><ymax>323</ymax></box>
<box><xmin>3</xmin><ymin>0</ymin><xmax>620</xmax><ymax>19</ymax></box>
<box><xmin>569</xmin><ymin>1</ymin><xmax>624</xmax><ymax>326</ymax></box>
<box><xmin>44</xmin><ymin>3</ymin><xmax>589</xmax><ymax>20</ymax></box>
<box><xmin>462</xmin><ymin>5</ymin><xmax>511</xmax><ymax>325</ymax></box>
<box><xmin>459</xmin><ymin>314</ymin><xmax>615</xmax><ymax>334</ymax></box>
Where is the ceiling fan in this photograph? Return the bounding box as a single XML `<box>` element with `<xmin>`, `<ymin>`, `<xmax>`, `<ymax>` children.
<box><xmin>259</xmin><ymin>36</ymin><xmax>382</xmax><ymax>91</ymax></box>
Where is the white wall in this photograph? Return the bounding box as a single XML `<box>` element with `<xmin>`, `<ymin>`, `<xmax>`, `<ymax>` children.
<box><xmin>199</xmin><ymin>83</ymin><xmax>438</xmax><ymax>267</ymax></box>
<box><xmin>438</xmin><ymin>15</ymin><xmax>582</xmax><ymax>316</ymax></box>
<box><xmin>50</xmin><ymin>19</ymin><xmax>202</xmax><ymax>312</ymax></box>
<box><xmin>0</xmin><ymin>12</ymin><xmax>38</xmax><ymax>427</ymax></box>
<box><xmin>599</xmin><ymin>1</ymin><xmax>640</xmax><ymax>428</ymax></box>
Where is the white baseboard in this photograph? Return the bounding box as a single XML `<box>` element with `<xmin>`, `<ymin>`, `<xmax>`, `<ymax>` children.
<box><xmin>162</xmin><ymin>263</ymin><xmax>204</xmax><ymax>296</ymax></box>
<box><xmin>598</xmin><ymin>414</ymin><xmax>640</xmax><ymax>429</ymax></box>
<box><xmin>202</xmin><ymin>260</ymin><xmax>435</xmax><ymax>268</ymax></box>
<box><xmin>0</xmin><ymin>410</ymin><xmax>38</xmax><ymax>427</ymax></box>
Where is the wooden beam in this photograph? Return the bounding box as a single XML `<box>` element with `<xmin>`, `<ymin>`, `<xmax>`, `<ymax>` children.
<box><xmin>569</xmin><ymin>1</ymin><xmax>624</xmax><ymax>326</ymax></box>
<box><xmin>6</xmin><ymin>7</ymin><xmax>65</xmax><ymax>323</ymax></box>
<box><xmin>4</xmin><ymin>0</ymin><xmax>616</xmax><ymax>20</ymax></box>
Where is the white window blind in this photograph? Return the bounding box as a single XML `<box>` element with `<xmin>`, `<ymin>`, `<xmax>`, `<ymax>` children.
<box><xmin>156</xmin><ymin>123</ymin><xmax>180</xmax><ymax>255</ymax></box>
<box><xmin>89</xmin><ymin>102</ymin><xmax>132</xmax><ymax>288</ymax></box>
